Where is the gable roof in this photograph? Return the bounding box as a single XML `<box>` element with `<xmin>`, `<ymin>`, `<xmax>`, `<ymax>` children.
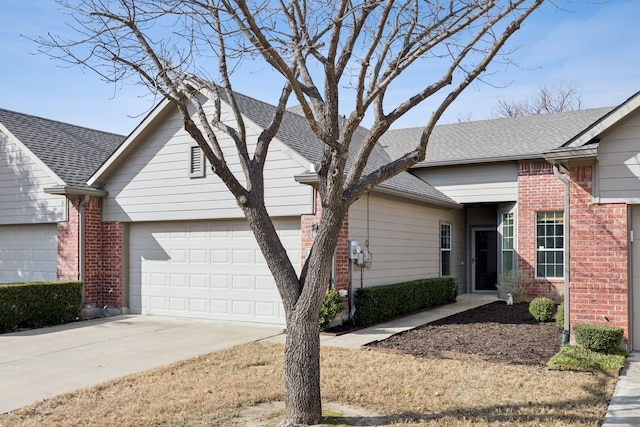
<box><xmin>560</xmin><ymin>90</ymin><xmax>640</xmax><ymax>149</ymax></box>
<box><xmin>0</xmin><ymin>108</ymin><xmax>124</xmax><ymax>190</ymax></box>
<box><xmin>90</xmin><ymin>91</ymin><xmax>459</xmax><ymax>208</ymax></box>
<box><xmin>381</xmin><ymin>107</ymin><xmax>614</xmax><ymax>167</ymax></box>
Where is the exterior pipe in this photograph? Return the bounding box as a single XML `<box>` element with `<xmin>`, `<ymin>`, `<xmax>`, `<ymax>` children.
<box><xmin>552</xmin><ymin>164</ymin><xmax>571</xmax><ymax>346</ymax></box>
<box><xmin>78</xmin><ymin>194</ymin><xmax>90</xmax><ymax>300</ymax></box>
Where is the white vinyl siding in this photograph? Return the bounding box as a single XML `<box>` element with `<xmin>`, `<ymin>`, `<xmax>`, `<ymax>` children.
<box><xmin>413</xmin><ymin>163</ymin><xmax>517</xmax><ymax>204</ymax></box>
<box><xmin>0</xmin><ymin>224</ymin><xmax>58</xmax><ymax>283</ymax></box>
<box><xmin>128</xmin><ymin>218</ymin><xmax>300</xmax><ymax>324</ymax></box>
<box><xmin>348</xmin><ymin>193</ymin><xmax>465</xmax><ymax>290</ymax></box>
<box><xmin>0</xmin><ymin>131</ymin><xmax>66</xmax><ymax>225</ymax></box>
<box><xmin>596</xmin><ymin>112</ymin><xmax>640</xmax><ymax>203</ymax></box>
<box><xmin>101</xmin><ymin>100</ymin><xmax>313</xmax><ymax>222</ymax></box>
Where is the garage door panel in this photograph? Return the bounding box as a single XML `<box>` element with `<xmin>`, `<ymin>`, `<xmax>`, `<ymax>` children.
<box><xmin>130</xmin><ymin>219</ymin><xmax>299</xmax><ymax>324</ymax></box>
<box><xmin>0</xmin><ymin>224</ymin><xmax>57</xmax><ymax>283</ymax></box>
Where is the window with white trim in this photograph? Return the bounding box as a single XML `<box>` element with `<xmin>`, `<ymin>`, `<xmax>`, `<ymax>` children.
<box><xmin>501</xmin><ymin>212</ymin><xmax>515</xmax><ymax>274</ymax></box>
<box><xmin>189</xmin><ymin>145</ymin><xmax>206</xmax><ymax>178</ymax></box>
<box><xmin>440</xmin><ymin>223</ymin><xmax>451</xmax><ymax>276</ymax></box>
<box><xmin>536</xmin><ymin>211</ymin><xmax>564</xmax><ymax>278</ymax></box>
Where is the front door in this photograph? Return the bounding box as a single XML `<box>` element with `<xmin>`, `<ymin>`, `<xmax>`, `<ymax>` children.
<box><xmin>473</xmin><ymin>229</ymin><xmax>497</xmax><ymax>291</ymax></box>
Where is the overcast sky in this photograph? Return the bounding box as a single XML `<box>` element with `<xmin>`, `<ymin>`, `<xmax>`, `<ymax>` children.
<box><xmin>1</xmin><ymin>0</ymin><xmax>638</xmax><ymax>135</ymax></box>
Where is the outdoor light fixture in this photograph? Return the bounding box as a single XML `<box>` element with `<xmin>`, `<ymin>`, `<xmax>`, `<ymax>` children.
<box><xmin>311</xmin><ymin>223</ymin><xmax>319</xmax><ymax>238</ymax></box>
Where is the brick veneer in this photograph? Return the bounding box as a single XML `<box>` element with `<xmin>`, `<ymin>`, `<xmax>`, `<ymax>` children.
<box><xmin>518</xmin><ymin>161</ymin><xmax>630</xmax><ymax>343</ymax></box>
<box><xmin>517</xmin><ymin>161</ymin><xmax>565</xmax><ymax>299</ymax></box>
<box><xmin>56</xmin><ymin>196</ymin><xmax>123</xmax><ymax>311</ymax></box>
<box><xmin>568</xmin><ymin>166</ymin><xmax>628</xmax><ymax>339</ymax></box>
<box><xmin>301</xmin><ymin>191</ymin><xmax>350</xmax><ymax>293</ymax></box>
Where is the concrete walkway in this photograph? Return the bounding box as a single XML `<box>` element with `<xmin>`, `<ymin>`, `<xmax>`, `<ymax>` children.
<box><xmin>0</xmin><ymin>316</ymin><xmax>283</xmax><ymax>414</ymax></box>
<box><xmin>264</xmin><ymin>293</ymin><xmax>499</xmax><ymax>348</ymax></box>
<box><xmin>603</xmin><ymin>352</ymin><xmax>640</xmax><ymax>426</ymax></box>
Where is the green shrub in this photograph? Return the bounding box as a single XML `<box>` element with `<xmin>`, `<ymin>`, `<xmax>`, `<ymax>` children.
<box><xmin>353</xmin><ymin>277</ymin><xmax>458</xmax><ymax>327</ymax></box>
<box><xmin>556</xmin><ymin>303</ymin><xmax>564</xmax><ymax>329</ymax></box>
<box><xmin>529</xmin><ymin>297</ymin><xmax>556</xmax><ymax>322</ymax></box>
<box><xmin>574</xmin><ymin>324</ymin><xmax>624</xmax><ymax>353</ymax></box>
<box><xmin>0</xmin><ymin>281</ymin><xmax>82</xmax><ymax>333</ymax></box>
<box><xmin>548</xmin><ymin>344</ymin><xmax>627</xmax><ymax>372</ymax></box>
<box><xmin>319</xmin><ymin>288</ymin><xmax>345</xmax><ymax>331</ymax></box>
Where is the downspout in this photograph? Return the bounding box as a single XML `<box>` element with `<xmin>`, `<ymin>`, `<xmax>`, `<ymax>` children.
<box><xmin>78</xmin><ymin>194</ymin><xmax>90</xmax><ymax>295</ymax></box>
<box><xmin>553</xmin><ymin>164</ymin><xmax>571</xmax><ymax>346</ymax></box>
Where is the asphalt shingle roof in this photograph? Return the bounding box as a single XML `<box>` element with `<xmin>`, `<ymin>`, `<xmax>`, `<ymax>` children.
<box><xmin>0</xmin><ymin>108</ymin><xmax>124</xmax><ymax>188</ymax></box>
<box><xmin>230</xmin><ymin>91</ymin><xmax>458</xmax><ymax>206</ymax></box>
<box><xmin>381</xmin><ymin>107</ymin><xmax>614</xmax><ymax>166</ymax></box>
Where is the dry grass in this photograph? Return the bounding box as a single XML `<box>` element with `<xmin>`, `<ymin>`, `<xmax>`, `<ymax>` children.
<box><xmin>0</xmin><ymin>342</ymin><xmax>616</xmax><ymax>426</ymax></box>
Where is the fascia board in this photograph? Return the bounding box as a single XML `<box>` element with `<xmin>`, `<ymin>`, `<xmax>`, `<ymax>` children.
<box><xmin>564</xmin><ymin>91</ymin><xmax>640</xmax><ymax>148</ymax></box>
<box><xmin>0</xmin><ymin>122</ymin><xmax>65</xmax><ymax>186</ymax></box>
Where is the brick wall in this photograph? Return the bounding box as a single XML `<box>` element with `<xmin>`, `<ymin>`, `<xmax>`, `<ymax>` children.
<box><xmin>301</xmin><ymin>191</ymin><xmax>350</xmax><ymax>293</ymax></box>
<box><xmin>519</xmin><ymin>162</ymin><xmax>630</xmax><ymax>343</ymax></box>
<box><xmin>57</xmin><ymin>196</ymin><xmax>81</xmax><ymax>281</ymax></box>
<box><xmin>568</xmin><ymin>166</ymin><xmax>628</xmax><ymax>339</ymax></box>
<box><xmin>101</xmin><ymin>222</ymin><xmax>123</xmax><ymax>308</ymax></box>
<box><xmin>517</xmin><ymin>161</ymin><xmax>565</xmax><ymax>299</ymax></box>
<box><xmin>56</xmin><ymin>196</ymin><xmax>123</xmax><ymax>310</ymax></box>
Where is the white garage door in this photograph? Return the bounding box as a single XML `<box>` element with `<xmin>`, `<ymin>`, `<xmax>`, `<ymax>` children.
<box><xmin>0</xmin><ymin>224</ymin><xmax>58</xmax><ymax>283</ymax></box>
<box><xmin>129</xmin><ymin>219</ymin><xmax>300</xmax><ymax>324</ymax></box>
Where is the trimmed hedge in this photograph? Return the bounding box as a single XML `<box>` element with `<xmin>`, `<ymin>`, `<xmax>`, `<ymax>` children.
<box><xmin>529</xmin><ymin>297</ymin><xmax>556</xmax><ymax>322</ymax></box>
<box><xmin>0</xmin><ymin>281</ymin><xmax>83</xmax><ymax>333</ymax></box>
<box><xmin>353</xmin><ymin>277</ymin><xmax>458</xmax><ymax>326</ymax></box>
<box><xmin>573</xmin><ymin>323</ymin><xmax>624</xmax><ymax>353</ymax></box>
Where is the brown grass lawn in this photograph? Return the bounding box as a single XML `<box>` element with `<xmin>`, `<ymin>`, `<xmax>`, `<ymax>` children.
<box><xmin>0</xmin><ymin>342</ymin><xmax>616</xmax><ymax>426</ymax></box>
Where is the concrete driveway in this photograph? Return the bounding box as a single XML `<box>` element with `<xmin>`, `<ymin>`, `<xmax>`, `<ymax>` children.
<box><xmin>0</xmin><ymin>315</ymin><xmax>284</xmax><ymax>414</ymax></box>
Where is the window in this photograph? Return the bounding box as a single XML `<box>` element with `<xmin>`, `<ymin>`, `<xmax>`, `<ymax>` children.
<box><xmin>536</xmin><ymin>211</ymin><xmax>564</xmax><ymax>278</ymax></box>
<box><xmin>501</xmin><ymin>212</ymin><xmax>515</xmax><ymax>274</ymax></box>
<box><xmin>189</xmin><ymin>145</ymin><xmax>206</xmax><ymax>178</ymax></box>
<box><xmin>440</xmin><ymin>223</ymin><xmax>451</xmax><ymax>276</ymax></box>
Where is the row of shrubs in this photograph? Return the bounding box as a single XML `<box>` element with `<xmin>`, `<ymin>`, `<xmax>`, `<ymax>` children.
<box><xmin>352</xmin><ymin>277</ymin><xmax>458</xmax><ymax>327</ymax></box>
<box><xmin>529</xmin><ymin>296</ymin><xmax>624</xmax><ymax>353</ymax></box>
<box><xmin>0</xmin><ymin>281</ymin><xmax>83</xmax><ymax>333</ymax></box>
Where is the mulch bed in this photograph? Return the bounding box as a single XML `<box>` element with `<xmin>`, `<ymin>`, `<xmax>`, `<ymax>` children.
<box><xmin>365</xmin><ymin>301</ymin><xmax>563</xmax><ymax>366</ymax></box>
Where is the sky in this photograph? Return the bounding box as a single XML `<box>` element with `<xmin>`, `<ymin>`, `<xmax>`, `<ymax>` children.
<box><xmin>0</xmin><ymin>0</ymin><xmax>639</xmax><ymax>136</ymax></box>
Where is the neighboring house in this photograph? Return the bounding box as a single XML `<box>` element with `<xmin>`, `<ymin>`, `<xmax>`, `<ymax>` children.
<box><xmin>0</xmin><ymin>109</ymin><xmax>123</xmax><ymax>308</ymax></box>
<box><xmin>2</xmin><ymin>90</ymin><xmax>640</xmax><ymax>349</ymax></box>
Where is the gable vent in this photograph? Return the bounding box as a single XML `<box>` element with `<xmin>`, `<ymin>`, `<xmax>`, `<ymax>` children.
<box><xmin>189</xmin><ymin>145</ymin><xmax>206</xmax><ymax>178</ymax></box>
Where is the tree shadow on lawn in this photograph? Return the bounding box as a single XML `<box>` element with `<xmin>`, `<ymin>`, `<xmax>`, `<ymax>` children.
<box><xmin>326</xmin><ymin>380</ymin><xmax>611</xmax><ymax>425</ymax></box>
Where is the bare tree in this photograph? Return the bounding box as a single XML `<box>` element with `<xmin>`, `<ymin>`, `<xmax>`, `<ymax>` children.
<box><xmin>38</xmin><ymin>0</ymin><xmax>545</xmax><ymax>423</ymax></box>
<box><xmin>494</xmin><ymin>82</ymin><xmax>583</xmax><ymax>118</ymax></box>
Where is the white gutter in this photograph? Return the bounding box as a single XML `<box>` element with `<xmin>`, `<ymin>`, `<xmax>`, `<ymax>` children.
<box><xmin>552</xmin><ymin>163</ymin><xmax>571</xmax><ymax>346</ymax></box>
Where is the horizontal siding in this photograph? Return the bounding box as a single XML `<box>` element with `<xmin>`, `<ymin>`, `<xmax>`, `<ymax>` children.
<box><xmin>0</xmin><ymin>131</ymin><xmax>66</xmax><ymax>225</ymax></box>
<box><xmin>102</xmin><ymin>100</ymin><xmax>313</xmax><ymax>222</ymax></box>
<box><xmin>413</xmin><ymin>163</ymin><xmax>517</xmax><ymax>203</ymax></box>
<box><xmin>348</xmin><ymin>193</ymin><xmax>465</xmax><ymax>291</ymax></box>
<box><xmin>597</xmin><ymin>112</ymin><xmax>640</xmax><ymax>202</ymax></box>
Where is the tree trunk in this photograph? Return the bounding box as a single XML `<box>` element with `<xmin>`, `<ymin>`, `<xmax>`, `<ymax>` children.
<box><xmin>283</xmin><ymin>310</ymin><xmax>322</xmax><ymax>424</ymax></box>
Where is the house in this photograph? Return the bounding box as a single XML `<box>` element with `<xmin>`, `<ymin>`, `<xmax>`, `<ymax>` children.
<box><xmin>0</xmin><ymin>108</ymin><xmax>123</xmax><ymax>313</ymax></box>
<box><xmin>1</xmin><ymin>90</ymin><xmax>639</xmax><ymax>349</ymax></box>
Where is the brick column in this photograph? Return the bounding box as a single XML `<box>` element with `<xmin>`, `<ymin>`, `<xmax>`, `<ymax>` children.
<box><xmin>57</xmin><ymin>197</ymin><xmax>81</xmax><ymax>281</ymax></box>
<box><xmin>301</xmin><ymin>191</ymin><xmax>350</xmax><ymax>293</ymax></box>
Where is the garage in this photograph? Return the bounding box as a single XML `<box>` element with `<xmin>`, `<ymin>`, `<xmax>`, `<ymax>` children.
<box><xmin>0</xmin><ymin>224</ymin><xmax>58</xmax><ymax>283</ymax></box>
<box><xmin>128</xmin><ymin>218</ymin><xmax>300</xmax><ymax>324</ymax></box>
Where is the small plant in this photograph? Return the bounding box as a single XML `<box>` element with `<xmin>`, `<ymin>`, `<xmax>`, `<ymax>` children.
<box><xmin>529</xmin><ymin>297</ymin><xmax>556</xmax><ymax>322</ymax></box>
<box><xmin>548</xmin><ymin>345</ymin><xmax>627</xmax><ymax>372</ymax></box>
<box><xmin>319</xmin><ymin>288</ymin><xmax>345</xmax><ymax>331</ymax></box>
<box><xmin>556</xmin><ymin>303</ymin><xmax>564</xmax><ymax>329</ymax></box>
<box><xmin>496</xmin><ymin>269</ymin><xmax>528</xmax><ymax>303</ymax></box>
<box><xmin>574</xmin><ymin>324</ymin><xmax>624</xmax><ymax>353</ymax></box>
